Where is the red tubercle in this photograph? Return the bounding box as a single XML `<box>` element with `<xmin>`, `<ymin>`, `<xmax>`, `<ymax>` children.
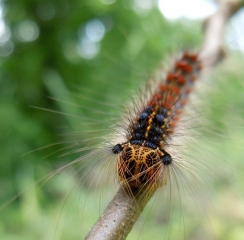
<box><xmin>159</xmin><ymin>84</ymin><xmax>167</xmax><ymax>91</ymax></box>
<box><xmin>169</xmin><ymin>121</ymin><xmax>176</xmax><ymax>128</ymax></box>
<box><xmin>148</xmin><ymin>100</ymin><xmax>157</xmax><ymax>106</ymax></box>
<box><xmin>173</xmin><ymin>116</ymin><xmax>180</xmax><ymax>123</ymax></box>
<box><xmin>171</xmin><ymin>86</ymin><xmax>180</xmax><ymax>95</ymax></box>
<box><xmin>160</xmin><ymin>85</ymin><xmax>180</xmax><ymax>96</ymax></box>
<box><xmin>175</xmin><ymin>60</ymin><xmax>192</xmax><ymax>73</ymax></box>
<box><xmin>168</xmin><ymin>96</ymin><xmax>176</xmax><ymax>104</ymax></box>
<box><xmin>153</xmin><ymin>94</ymin><xmax>162</xmax><ymax>101</ymax></box>
<box><xmin>180</xmin><ymin>99</ymin><xmax>187</xmax><ymax>106</ymax></box>
<box><xmin>177</xmin><ymin>76</ymin><xmax>186</xmax><ymax>85</ymax></box>
<box><xmin>162</xmin><ymin>102</ymin><xmax>170</xmax><ymax>109</ymax></box>
<box><xmin>176</xmin><ymin>109</ymin><xmax>182</xmax><ymax>115</ymax></box>
<box><xmin>182</xmin><ymin>53</ymin><xmax>198</xmax><ymax>62</ymax></box>
<box><xmin>167</xmin><ymin>130</ymin><xmax>174</xmax><ymax>135</ymax></box>
<box><xmin>161</xmin><ymin>96</ymin><xmax>176</xmax><ymax>110</ymax></box>
<box><xmin>166</xmin><ymin>73</ymin><xmax>178</xmax><ymax>82</ymax></box>
<box><xmin>168</xmin><ymin>119</ymin><xmax>178</xmax><ymax>134</ymax></box>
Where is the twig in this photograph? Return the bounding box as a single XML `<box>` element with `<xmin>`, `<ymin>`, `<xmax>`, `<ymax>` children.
<box><xmin>85</xmin><ymin>186</ymin><xmax>155</xmax><ymax>240</ymax></box>
<box><xmin>85</xmin><ymin>1</ymin><xmax>244</xmax><ymax>239</ymax></box>
<box><xmin>199</xmin><ymin>0</ymin><xmax>244</xmax><ymax>66</ymax></box>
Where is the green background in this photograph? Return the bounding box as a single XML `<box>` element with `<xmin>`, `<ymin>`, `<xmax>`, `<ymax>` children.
<box><xmin>0</xmin><ymin>0</ymin><xmax>244</xmax><ymax>239</ymax></box>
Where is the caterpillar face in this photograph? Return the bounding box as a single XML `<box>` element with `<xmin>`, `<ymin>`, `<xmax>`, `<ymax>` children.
<box><xmin>112</xmin><ymin>143</ymin><xmax>172</xmax><ymax>189</ymax></box>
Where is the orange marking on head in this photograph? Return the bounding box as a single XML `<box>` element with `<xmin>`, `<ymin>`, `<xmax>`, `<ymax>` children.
<box><xmin>117</xmin><ymin>144</ymin><xmax>164</xmax><ymax>188</ymax></box>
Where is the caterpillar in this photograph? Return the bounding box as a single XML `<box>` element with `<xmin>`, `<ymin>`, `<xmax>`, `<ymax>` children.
<box><xmin>113</xmin><ymin>53</ymin><xmax>201</xmax><ymax>192</ymax></box>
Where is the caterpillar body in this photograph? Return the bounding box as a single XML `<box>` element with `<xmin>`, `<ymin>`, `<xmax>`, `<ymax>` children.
<box><xmin>112</xmin><ymin>53</ymin><xmax>201</xmax><ymax>191</ymax></box>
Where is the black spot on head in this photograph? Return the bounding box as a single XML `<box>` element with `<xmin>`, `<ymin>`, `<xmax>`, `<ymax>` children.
<box><xmin>139</xmin><ymin>163</ymin><xmax>147</xmax><ymax>184</ymax></box>
<box><xmin>122</xmin><ymin>147</ymin><xmax>133</xmax><ymax>162</ymax></box>
<box><xmin>112</xmin><ymin>144</ymin><xmax>123</xmax><ymax>154</ymax></box>
<box><xmin>125</xmin><ymin>147</ymin><xmax>132</xmax><ymax>153</ymax></box>
<box><xmin>125</xmin><ymin>160</ymin><xmax>136</xmax><ymax>179</ymax></box>
<box><xmin>161</xmin><ymin>152</ymin><xmax>172</xmax><ymax>165</ymax></box>
<box><xmin>146</xmin><ymin>152</ymin><xmax>157</xmax><ymax>165</ymax></box>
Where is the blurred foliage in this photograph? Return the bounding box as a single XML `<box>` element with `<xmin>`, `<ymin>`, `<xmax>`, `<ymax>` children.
<box><xmin>0</xmin><ymin>0</ymin><xmax>244</xmax><ymax>240</ymax></box>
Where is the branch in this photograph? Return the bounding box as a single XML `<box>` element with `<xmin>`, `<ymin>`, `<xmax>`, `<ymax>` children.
<box><xmin>199</xmin><ymin>0</ymin><xmax>244</xmax><ymax>66</ymax></box>
<box><xmin>85</xmin><ymin>1</ymin><xmax>244</xmax><ymax>239</ymax></box>
<box><xmin>85</xmin><ymin>186</ymin><xmax>156</xmax><ymax>240</ymax></box>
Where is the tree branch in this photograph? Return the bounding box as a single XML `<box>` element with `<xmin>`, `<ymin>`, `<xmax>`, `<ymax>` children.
<box><xmin>85</xmin><ymin>186</ymin><xmax>155</xmax><ymax>240</ymax></box>
<box><xmin>199</xmin><ymin>0</ymin><xmax>244</xmax><ymax>66</ymax></box>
